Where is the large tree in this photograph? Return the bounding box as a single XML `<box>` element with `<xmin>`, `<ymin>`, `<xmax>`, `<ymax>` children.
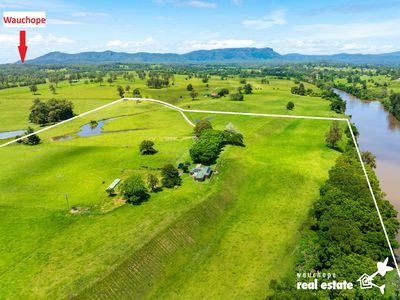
<box><xmin>243</xmin><ymin>83</ymin><xmax>253</xmax><ymax>94</ymax></box>
<box><xmin>117</xmin><ymin>85</ymin><xmax>125</xmax><ymax>98</ymax></box>
<box><xmin>121</xmin><ymin>174</ymin><xmax>149</xmax><ymax>205</ymax></box>
<box><xmin>362</xmin><ymin>151</ymin><xmax>377</xmax><ymax>169</ymax></box>
<box><xmin>161</xmin><ymin>164</ymin><xmax>181</xmax><ymax>188</ymax></box>
<box><xmin>29</xmin><ymin>84</ymin><xmax>38</xmax><ymax>95</ymax></box>
<box><xmin>286</xmin><ymin>101</ymin><xmax>295</xmax><ymax>110</ymax></box>
<box><xmin>49</xmin><ymin>84</ymin><xmax>56</xmax><ymax>94</ymax></box>
<box><xmin>147</xmin><ymin>174</ymin><xmax>159</xmax><ymax>192</ymax></box>
<box><xmin>194</xmin><ymin>120</ymin><xmax>212</xmax><ymax>136</ymax></box>
<box><xmin>326</xmin><ymin>121</ymin><xmax>342</xmax><ymax>149</ymax></box>
<box><xmin>190</xmin><ymin>90</ymin><xmax>198</xmax><ymax>100</ymax></box>
<box><xmin>133</xmin><ymin>88</ymin><xmax>141</xmax><ymax>98</ymax></box>
<box><xmin>139</xmin><ymin>140</ymin><xmax>157</xmax><ymax>155</ymax></box>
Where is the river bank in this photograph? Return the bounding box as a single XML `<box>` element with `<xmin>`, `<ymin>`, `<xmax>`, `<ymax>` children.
<box><xmin>334</xmin><ymin>89</ymin><xmax>400</xmax><ymax>238</ymax></box>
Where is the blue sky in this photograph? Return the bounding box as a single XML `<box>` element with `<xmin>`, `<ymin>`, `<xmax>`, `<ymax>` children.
<box><xmin>1</xmin><ymin>0</ymin><xmax>400</xmax><ymax>63</ymax></box>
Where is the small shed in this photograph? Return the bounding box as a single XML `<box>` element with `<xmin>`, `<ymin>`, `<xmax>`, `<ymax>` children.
<box><xmin>106</xmin><ymin>178</ymin><xmax>121</xmax><ymax>194</ymax></box>
<box><xmin>210</xmin><ymin>92</ymin><xmax>219</xmax><ymax>98</ymax></box>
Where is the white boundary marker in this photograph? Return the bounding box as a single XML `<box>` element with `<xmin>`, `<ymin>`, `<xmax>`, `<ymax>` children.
<box><xmin>1</xmin><ymin>97</ymin><xmax>399</xmax><ymax>279</ymax></box>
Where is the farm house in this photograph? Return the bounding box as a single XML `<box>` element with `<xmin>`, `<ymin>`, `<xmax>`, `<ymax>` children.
<box><xmin>190</xmin><ymin>166</ymin><xmax>212</xmax><ymax>182</ymax></box>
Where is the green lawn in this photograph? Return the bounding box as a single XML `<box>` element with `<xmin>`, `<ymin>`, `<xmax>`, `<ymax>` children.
<box><xmin>0</xmin><ymin>76</ymin><xmax>342</xmax><ymax>299</ymax></box>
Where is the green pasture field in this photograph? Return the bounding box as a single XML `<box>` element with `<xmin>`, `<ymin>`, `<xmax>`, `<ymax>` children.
<box><xmin>334</xmin><ymin>74</ymin><xmax>400</xmax><ymax>98</ymax></box>
<box><xmin>0</xmin><ymin>74</ymin><xmax>338</xmax><ymax>132</ymax></box>
<box><xmin>0</xmin><ymin>77</ymin><xmax>342</xmax><ymax>299</ymax></box>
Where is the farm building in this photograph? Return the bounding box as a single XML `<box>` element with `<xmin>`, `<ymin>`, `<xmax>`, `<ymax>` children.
<box><xmin>190</xmin><ymin>165</ymin><xmax>212</xmax><ymax>182</ymax></box>
<box><xmin>210</xmin><ymin>92</ymin><xmax>219</xmax><ymax>98</ymax></box>
<box><xmin>106</xmin><ymin>178</ymin><xmax>121</xmax><ymax>195</ymax></box>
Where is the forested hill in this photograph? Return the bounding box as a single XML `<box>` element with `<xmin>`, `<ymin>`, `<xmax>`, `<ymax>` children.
<box><xmin>25</xmin><ymin>48</ymin><xmax>281</xmax><ymax>64</ymax></box>
<box><xmin>24</xmin><ymin>47</ymin><xmax>400</xmax><ymax>65</ymax></box>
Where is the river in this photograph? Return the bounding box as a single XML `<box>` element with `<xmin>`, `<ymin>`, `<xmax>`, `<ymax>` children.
<box><xmin>334</xmin><ymin>89</ymin><xmax>400</xmax><ymax>214</ymax></box>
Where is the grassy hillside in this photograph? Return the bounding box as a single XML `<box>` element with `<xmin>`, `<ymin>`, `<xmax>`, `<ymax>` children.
<box><xmin>0</xmin><ymin>76</ymin><xmax>342</xmax><ymax>299</ymax></box>
<box><xmin>79</xmin><ymin>116</ymin><xmax>339</xmax><ymax>299</ymax></box>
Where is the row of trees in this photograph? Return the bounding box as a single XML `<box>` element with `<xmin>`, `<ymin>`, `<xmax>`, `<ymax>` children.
<box><xmin>384</xmin><ymin>93</ymin><xmax>400</xmax><ymax>120</ymax></box>
<box><xmin>320</xmin><ymin>89</ymin><xmax>346</xmax><ymax>114</ymax></box>
<box><xmin>147</xmin><ymin>73</ymin><xmax>173</xmax><ymax>89</ymax></box>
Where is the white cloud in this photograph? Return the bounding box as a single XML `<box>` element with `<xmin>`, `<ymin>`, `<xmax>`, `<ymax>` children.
<box><xmin>106</xmin><ymin>37</ymin><xmax>156</xmax><ymax>50</ymax></box>
<box><xmin>270</xmin><ymin>38</ymin><xmax>396</xmax><ymax>54</ymax></box>
<box><xmin>232</xmin><ymin>0</ymin><xmax>242</xmax><ymax>6</ymax></box>
<box><xmin>47</xmin><ymin>19</ymin><xmax>81</xmax><ymax>25</ymax></box>
<box><xmin>29</xmin><ymin>34</ymin><xmax>74</xmax><ymax>45</ymax></box>
<box><xmin>72</xmin><ymin>11</ymin><xmax>110</xmax><ymax>17</ymax></box>
<box><xmin>135</xmin><ymin>37</ymin><xmax>155</xmax><ymax>47</ymax></box>
<box><xmin>0</xmin><ymin>33</ymin><xmax>18</xmax><ymax>45</ymax></box>
<box><xmin>48</xmin><ymin>34</ymin><xmax>74</xmax><ymax>44</ymax></box>
<box><xmin>243</xmin><ymin>10</ymin><xmax>286</xmax><ymax>30</ymax></box>
<box><xmin>294</xmin><ymin>19</ymin><xmax>400</xmax><ymax>40</ymax></box>
<box><xmin>0</xmin><ymin>33</ymin><xmax>74</xmax><ymax>47</ymax></box>
<box><xmin>154</xmin><ymin>0</ymin><xmax>217</xmax><ymax>9</ymax></box>
<box><xmin>188</xmin><ymin>1</ymin><xmax>217</xmax><ymax>8</ymax></box>
<box><xmin>107</xmin><ymin>40</ymin><xmax>125</xmax><ymax>47</ymax></box>
<box><xmin>179</xmin><ymin>38</ymin><xmax>260</xmax><ymax>51</ymax></box>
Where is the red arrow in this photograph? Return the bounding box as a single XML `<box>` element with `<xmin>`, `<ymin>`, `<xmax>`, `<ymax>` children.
<box><xmin>18</xmin><ymin>30</ymin><xmax>28</xmax><ymax>64</ymax></box>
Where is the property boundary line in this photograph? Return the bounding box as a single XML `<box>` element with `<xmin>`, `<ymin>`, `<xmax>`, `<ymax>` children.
<box><xmin>1</xmin><ymin>97</ymin><xmax>398</xmax><ymax>279</ymax></box>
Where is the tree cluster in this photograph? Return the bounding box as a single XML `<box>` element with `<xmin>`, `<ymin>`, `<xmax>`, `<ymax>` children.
<box><xmin>190</xmin><ymin>127</ymin><xmax>244</xmax><ymax>165</ymax></box>
<box><xmin>320</xmin><ymin>90</ymin><xmax>346</xmax><ymax>114</ymax></box>
<box><xmin>291</xmin><ymin>83</ymin><xmax>313</xmax><ymax>96</ymax></box>
<box><xmin>385</xmin><ymin>93</ymin><xmax>400</xmax><ymax>120</ymax></box>
<box><xmin>29</xmin><ymin>98</ymin><xmax>74</xmax><ymax>125</ymax></box>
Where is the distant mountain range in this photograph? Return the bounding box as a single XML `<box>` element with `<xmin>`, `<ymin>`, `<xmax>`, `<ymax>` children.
<box><xmin>24</xmin><ymin>47</ymin><xmax>400</xmax><ymax>65</ymax></box>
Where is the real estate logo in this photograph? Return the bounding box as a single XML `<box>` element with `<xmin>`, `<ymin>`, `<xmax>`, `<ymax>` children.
<box><xmin>357</xmin><ymin>257</ymin><xmax>393</xmax><ymax>295</ymax></box>
<box><xmin>297</xmin><ymin>257</ymin><xmax>394</xmax><ymax>295</ymax></box>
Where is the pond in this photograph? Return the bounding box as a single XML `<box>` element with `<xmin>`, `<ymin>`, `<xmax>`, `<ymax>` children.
<box><xmin>52</xmin><ymin>117</ymin><xmax>146</xmax><ymax>141</ymax></box>
<box><xmin>0</xmin><ymin>130</ymin><xmax>26</xmax><ymax>140</ymax></box>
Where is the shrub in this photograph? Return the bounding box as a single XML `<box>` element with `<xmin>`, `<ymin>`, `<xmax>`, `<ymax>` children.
<box><xmin>22</xmin><ymin>127</ymin><xmax>41</xmax><ymax>145</ymax></box>
<box><xmin>230</xmin><ymin>93</ymin><xmax>244</xmax><ymax>101</ymax></box>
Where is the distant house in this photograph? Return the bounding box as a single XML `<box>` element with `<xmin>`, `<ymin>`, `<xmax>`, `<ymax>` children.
<box><xmin>190</xmin><ymin>166</ymin><xmax>212</xmax><ymax>182</ymax></box>
<box><xmin>210</xmin><ymin>92</ymin><xmax>219</xmax><ymax>98</ymax></box>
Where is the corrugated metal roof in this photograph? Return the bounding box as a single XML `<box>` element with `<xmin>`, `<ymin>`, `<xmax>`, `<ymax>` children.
<box><xmin>107</xmin><ymin>178</ymin><xmax>121</xmax><ymax>190</ymax></box>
